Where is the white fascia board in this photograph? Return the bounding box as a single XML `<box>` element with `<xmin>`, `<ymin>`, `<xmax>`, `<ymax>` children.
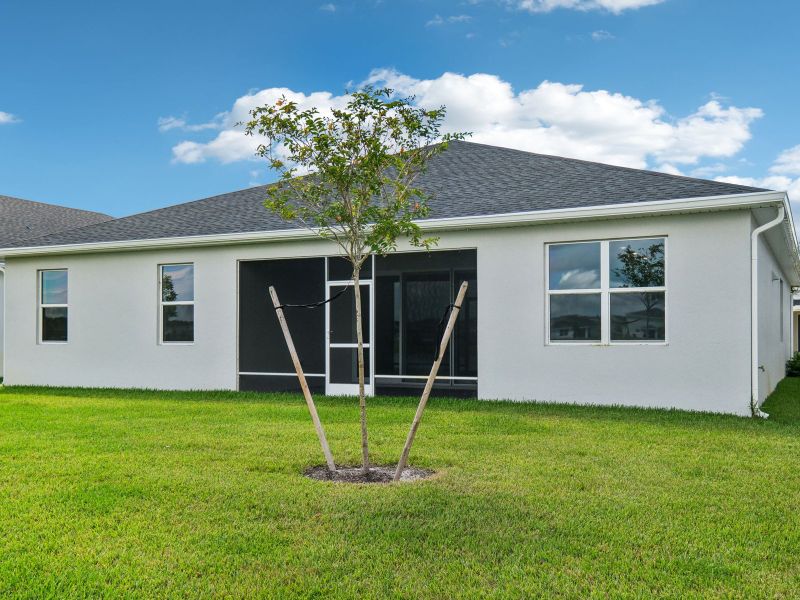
<box><xmin>0</xmin><ymin>190</ymin><xmax>790</xmax><ymax>259</ymax></box>
<box><xmin>781</xmin><ymin>196</ymin><xmax>800</xmax><ymax>284</ymax></box>
<box><xmin>756</xmin><ymin>195</ymin><xmax>800</xmax><ymax>285</ymax></box>
<box><xmin>420</xmin><ymin>190</ymin><xmax>788</xmax><ymax>231</ymax></box>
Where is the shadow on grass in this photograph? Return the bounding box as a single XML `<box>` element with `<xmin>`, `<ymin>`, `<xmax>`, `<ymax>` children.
<box><xmin>3</xmin><ymin>377</ymin><xmax>800</xmax><ymax>432</ymax></box>
<box><xmin>761</xmin><ymin>376</ymin><xmax>800</xmax><ymax>424</ymax></box>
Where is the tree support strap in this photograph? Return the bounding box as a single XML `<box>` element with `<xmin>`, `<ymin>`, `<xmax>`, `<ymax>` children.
<box><xmin>435</xmin><ymin>303</ymin><xmax>461</xmax><ymax>361</ymax></box>
<box><xmin>273</xmin><ymin>285</ymin><xmax>349</xmax><ymax>311</ymax></box>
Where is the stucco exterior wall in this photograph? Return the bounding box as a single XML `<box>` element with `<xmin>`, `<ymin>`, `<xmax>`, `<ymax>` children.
<box><xmin>477</xmin><ymin>210</ymin><xmax>753</xmax><ymax>415</ymax></box>
<box><xmin>756</xmin><ymin>231</ymin><xmax>792</xmax><ymax>404</ymax></box>
<box><xmin>3</xmin><ymin>209</ymin><xmax>757</xmax><ymax>414</ymax></box>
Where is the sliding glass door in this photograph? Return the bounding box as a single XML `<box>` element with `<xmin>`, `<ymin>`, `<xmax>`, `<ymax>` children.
<box><xmin>374</xmin><ymin>250</ymin><xmax>478</xmax><ymax>396</ymax></box>
<box><xmin>325</xmin><ymin>281</ymin><xmax>373</xmax><ymax>396</ymax></box>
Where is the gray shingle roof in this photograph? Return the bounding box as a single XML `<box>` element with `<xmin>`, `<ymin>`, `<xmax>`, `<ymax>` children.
<box><xmin>3</xmin><ymin>141</ymin><xmax>767</xmax><ymax>249</ymax></box>
<box><xmin>0</xmin><ymin>195</ymin><xmax>112</xmax><ymax>247</ymax></box>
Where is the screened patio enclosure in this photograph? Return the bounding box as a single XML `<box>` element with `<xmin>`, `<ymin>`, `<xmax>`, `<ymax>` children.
<box><xmin>238</xmin><ymin>249</ymin><xmax>478</xmax><ymax>397</ymax></box>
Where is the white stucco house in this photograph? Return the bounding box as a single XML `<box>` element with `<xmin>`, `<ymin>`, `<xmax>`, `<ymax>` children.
<box><xmin>0</xmin><ymin>142</ymin><xmax>797</xmax><ymax>416</ymax></box>
<box><xmin>0</xmin><ymin>195</ymin><xmax>111</xmax><ymax>378</ymax></box>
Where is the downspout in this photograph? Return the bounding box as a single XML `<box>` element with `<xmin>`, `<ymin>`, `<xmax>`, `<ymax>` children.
<box><xmin>751</xmin><ymin>205</ymin><xmax>785</xmax><ymax>418</ymax></box>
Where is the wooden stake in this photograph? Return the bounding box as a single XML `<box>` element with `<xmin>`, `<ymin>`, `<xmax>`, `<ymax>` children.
<box><xmin>269</xmin><ymin>286</ymin><xmax>336</xmax><ymax>473</ymax></box>
<box><xmin>394</xmin><ymin>281</ymin><xmax>469</xmax><ymax>482</ymax></box>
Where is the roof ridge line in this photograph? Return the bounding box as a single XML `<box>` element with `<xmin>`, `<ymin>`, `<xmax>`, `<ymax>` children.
<box><xmin>102</xmin><ymin>184</ymin><xmax>276</xmax><ymax>223</ymax></box>
<box><xmin>0</xmin><ymin>194</ymin><xmax>112</xmax><ymax>219</ymax></box>
<box><xmin>450</xmin><ymin>140</ymin><xmax>768</xmax><ymax>192</ymax></box>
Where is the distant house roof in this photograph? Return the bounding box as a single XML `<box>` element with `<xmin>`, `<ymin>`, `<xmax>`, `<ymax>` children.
<box><xmin>1</xmin><ymin>141</ymin><xmax>768</xmax><ymax>249</ymax></box>
<box><xmin>0</xmin><ymin>195</ymin><xmax>112</xmax><ymax>247</ymax></box>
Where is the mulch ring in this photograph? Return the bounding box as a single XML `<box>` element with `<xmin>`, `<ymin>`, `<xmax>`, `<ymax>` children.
<box><xmin>304</xmin><ymin>464</ymin><xmax>435</xmax><ymax>484</ymax></box>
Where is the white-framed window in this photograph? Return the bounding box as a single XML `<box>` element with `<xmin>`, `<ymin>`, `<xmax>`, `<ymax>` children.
<box><xmin>39</xmin><ymin>269</ymin><xmax>69</xmax><ymax>343</ymax></box>
<box><xmin>546</xmin><ymin>237</ymin><xmax>667</xmax><ymax>345</ymax></box>
<box><xmin>160</xmin><ymin>263</ymin><xmax>194</xmax><ymax>343</ymax></box>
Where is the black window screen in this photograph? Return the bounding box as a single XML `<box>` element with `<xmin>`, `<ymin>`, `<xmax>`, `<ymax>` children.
<box><xmin>328</xmin><ymin>256</ymin><xmax>372</xmax><ymax>281</ymax></box>
<box><xmin>238</xmin><ymin>252</ymin><xmax>475</xmax><ymax>397</ymax></box>
<box><xmin>403</xmin><ymin>272</ymin><xmax>451</xmax><ymax>375</ymax></box>
<box><xmin>374</xmin><ymin>250</ymin><xmax>477</xmax><ymax>396</ymax></box>
<box><xmin>329</xmin><ymin>285</ymin><xmax>370</xmax><ymax>344</ymax></box>
<box><xmin>238</xmin><ymin>258</ymin><xmax>326</xmax><ymax>384</ymax></box>
<box><xmin>330</xmin><ymin>348</ymin><xmax>371</xmax><ymax>384</ymax></box>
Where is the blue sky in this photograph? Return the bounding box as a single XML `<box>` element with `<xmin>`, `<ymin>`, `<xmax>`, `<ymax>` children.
<box><xmin>1</xmin><ymin>0</ymin><xmax>799</xmax><ymax>217</ymax></box>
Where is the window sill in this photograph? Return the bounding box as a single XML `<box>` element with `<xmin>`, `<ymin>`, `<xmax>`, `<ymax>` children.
<box><xmin>546</xmin><ymin>341</ymin><xmax>668</xmax><ymax>347</ymax></box>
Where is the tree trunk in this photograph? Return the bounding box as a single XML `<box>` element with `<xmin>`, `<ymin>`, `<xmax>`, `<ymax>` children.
<box><xmin>353</xmin><ymin>265</ymin><xmax>370</xmax><ymax>474</ymax></box>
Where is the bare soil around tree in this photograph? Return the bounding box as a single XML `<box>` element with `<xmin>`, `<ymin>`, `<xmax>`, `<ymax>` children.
<box><xmin>304</xmin><ymin>464</ymin><xmax>435</xmax><ymax>484</ymax></box>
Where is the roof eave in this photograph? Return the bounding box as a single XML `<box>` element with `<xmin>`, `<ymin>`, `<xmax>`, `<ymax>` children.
<box><xmin>0</xmin><ymin>190</ymin><xmax>792</xmax><ymax>259</ymax></box>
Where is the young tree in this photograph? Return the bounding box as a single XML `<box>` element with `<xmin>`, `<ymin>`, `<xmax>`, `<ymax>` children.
<box><xmin>244</xmin><ymin>87</ymin><xmax>466</xmax><ymax>474</ymax></box>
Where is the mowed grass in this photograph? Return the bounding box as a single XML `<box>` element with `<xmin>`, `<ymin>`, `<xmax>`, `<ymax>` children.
<box><xmin>0</xmin><ymin>382</ymin><xmax>799</xmax><ymax>599</ymax></box>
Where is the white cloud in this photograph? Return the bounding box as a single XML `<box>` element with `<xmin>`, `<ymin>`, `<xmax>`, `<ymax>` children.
<box><xmin>715</xmin><ymin>173</ymin><xmax>800</xmax><ymax>211</ymax></box>
<box><xmin>158</xmin><ymin>113</ymin><xmax>225</xmax><ymax>133</ymax></box>
<box><xmin>770</xmin><ymin>145</ymin><xmax>800</xmax><ymax>176</ymax></box>
<box><xmin>657</xmin><ymin>163</ymin><xmax>683</xmax><ymax>176</ymax></box>
<box><xmin>717</xmin><ymin>171</ymin><xmax>800</xmax><ymax>239</ymax></box>
<box><xmin>512</xmin><ymin>0</ymin><xmax>665</xmax><ymax>14</ymax></box>
<box><xmin>656</xmin><ymin>100</ymin><xmax>762</xmax><ymax>165</ymax></box>
<box><xmin>715</xmin><ymin>174</ymin><xmax>788</xmax><ymax>192</ymax></box>
<box><xmin>559</xmin><ymin>269</ymin><xmax>600</xmax><ymax>288</ymax></box>
<box><xmin>368</xmin><ymin>69</ymin><xmax>761</xmax><ymax>169</ymax></box>
<box><xmin>591</xmin><ymin>30</ymin><xmax>615</xmax><ymax>41</ymax></box>
<box><xmin>172</xmin><ymin>130</ymin><xmax>257</xmax><ymax>164</ymax></box>
<box><xmin>168</xmin><ymin>87</ymin><xmax>351</xmax><ymax>164</ymax></box>
<box><xmin>689</xmin><ymin>163</ymin><xmax>728</xmax><ymax>178</ymax></box>
<box><xmin>319</xmin><ymin>3</ymin><xmax>336</xmax><ymax>11</ymax></box>
<box><xmin>165</xmin><ymin>69</ymin><xmax>762</xmax><ymax>171</ymax></box>
<box><xmin>427</xmin><ymin>14</ymin><xmax>472</xmax><ymax>26</ymax></box>
<box><xmin>158</xmin><ymin>116</ymin><xmax>186</xmax><ymax>132</ymax></box>
<box><xmin>715</xmin><ymin>144</ymin><xmax>800</xmax><ymax>208</ymax></box>
<box><xmin>0</xmin><ymin>111</ymin><xmax>20</xmax><ymax>124</ymax></box>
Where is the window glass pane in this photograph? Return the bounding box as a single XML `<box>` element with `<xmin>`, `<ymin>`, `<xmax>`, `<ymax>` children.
<box><xmin>42</xmin><ymin>307</ymin><xmax>68</xmax><ymax>342</ymax></box>
<box><xmin>163</xmin><ymin>305</ymin><xmax>194</xmax><ymax>342</ymax></box>
<box><xmin>548</xmin><ymin>243</ymin><xmax>601</xmax><ymax>290</ymax></box>
<box><xmin>609</xmin><ymin>238</ymin><xmax>665</xmax><ymax>288</ymax></box>
<box><xmin>329</xmin><ymin>285</ymin><xmax>370</xmax><ymax>344</ymax></box>
<box><xmin>41</xmin><ymin>270</ymin><xmax>68</xmax><ymax>304</ymax></box>
<box><xmin>330</xmin><ymin>348</ymin><xmax>371</xmax><ymax>384</ymax></box>
<box><xmin>162</xmin><ymin>264</ymin><xmax>194</xmax><ymax>301</ymax></box>
<box><xmin>610</xmin><ymin>292</ymin><xmax>665</xmax><ymax>341</ymax></box>
<box><xmin>549</xmin><ymin>294</ymin><xmax>601</xmax><ymax>341</ymax></box>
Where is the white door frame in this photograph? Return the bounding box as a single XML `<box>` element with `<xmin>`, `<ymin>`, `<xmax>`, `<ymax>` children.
<box><xmin>325</xmin><ymin>276</ymin><xmax>375</xmax><ymax>396</ymax></box>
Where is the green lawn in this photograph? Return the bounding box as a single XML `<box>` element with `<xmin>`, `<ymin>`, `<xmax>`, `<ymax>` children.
<box><xmin>1</xmin><ymin>381</ymin><xmax>799</xmax><ymax>599</ymax></box>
